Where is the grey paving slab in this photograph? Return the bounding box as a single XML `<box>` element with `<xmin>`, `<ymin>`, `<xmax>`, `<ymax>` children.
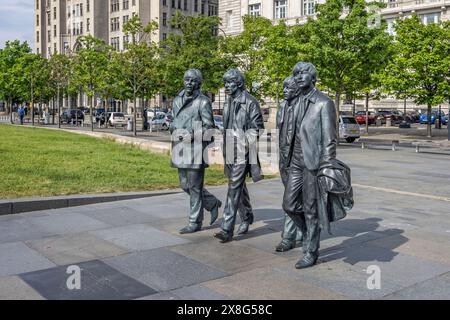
<box><xmin>81</xmin><ymin>206</ymin><xmax>160</xmax><ymax>227</ymax></box>
<box><xmin>272</xmin><ymin>259</ymin><xmax>403</xmax><ymax>300</ymax></box>
<box><xmin>322</xmin><ymin>242</ymin><xmax>450</xmax><ymax>288</ymax></box>
<box><xmin>170</xmin><ymin>238</ymin><xmax>288</xmax><ymax>274</ymax></box>
<box><xmin>25</xmin><ymin>233</ymin><xmax>128</xmax><ymax>266</ymax></box>
<box><xmin>202</xmin><ymin>266</ymin><xmax>347</xmax><ymax>300</ymax></box>
<box><xmin>384</xmin><ymin>272</ymin><xmax>450</xmax><ymax>300</ymax></box>
<box><xmin>0</xmin><ymin>276</ymin><xmax>45</xmax><ymax>300</ymax></box>
<box><xmin>170</xmin><ymin>284</ymin><xmax>230</xmax><ymax>300</ymax></box>
<box><xmin>0</xmin><ymin>242</ymin><xmax>56</xmax><ymax>277</ymax></box>
<box><xmin>0</xmin><ymin>217</ymin><xmax>53</xmax><ymax>243</ymax></box>
<box><xmin>90</xmin><ymin>224</ymin><xmax>190</xmax><ymax>251</ymax></box>
<box><xmin>27</xmin><ymin>212</ymin><xmax>111</xmax><ymax>235</ymax></box>
<box><xmin>103</xmin><ymin>248</ymin><xmax>228</xmax><ymax>291</ymax></box>
<box><xmin>19</xmin><ymin>260</ymin><xmax>157</xmax><ymax>300</ymax></box>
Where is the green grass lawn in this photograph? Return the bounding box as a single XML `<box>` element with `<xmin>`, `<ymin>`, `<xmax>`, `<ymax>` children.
<box><xmin>0</xmin><ymin>124</ymin><xmax>229</xmax><ymax>199</ymax></box>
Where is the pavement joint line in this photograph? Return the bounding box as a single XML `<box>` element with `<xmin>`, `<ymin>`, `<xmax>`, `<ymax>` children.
<box><xmin>353</xmin><ymin>183</ymin><xmax>450</xmax><ymax>202</ymax></box>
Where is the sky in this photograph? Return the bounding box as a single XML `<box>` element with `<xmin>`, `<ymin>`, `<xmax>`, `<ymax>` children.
<box><xmin>0</xmin><ymin>0</ymin><xmax>34</xmax><ymax>49</ymax></box>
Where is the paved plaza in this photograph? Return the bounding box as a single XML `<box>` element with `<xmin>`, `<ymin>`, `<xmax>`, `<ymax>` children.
<box><xmin>0</xmin><ymin>146</ymin><xmax>450</xmax><ymax>300</ymax></box>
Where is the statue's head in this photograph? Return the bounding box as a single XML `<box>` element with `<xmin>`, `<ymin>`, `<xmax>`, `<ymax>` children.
<box><xmin>282</xmin><ymin>76</ymin><xmax>299</xmax><ymax>101</ymax></box>
<box><xmin>223</xmin><ymin>69</ymin><xmax>245</xmax><ymax>96</ymax></box>
<box><xmin>292</xmin><ymin>62</ymin><xmax>317</xmax><ymax>90</ymax></box>
<box><xmin>183</xmin><ymin>69</ymin><xmax>203</xmax><ymax>95</ymax></box>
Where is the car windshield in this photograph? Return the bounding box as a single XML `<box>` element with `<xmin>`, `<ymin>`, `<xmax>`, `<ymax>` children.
<box><xmin>114</xmin><ymin>113</ymin><xmax>124</xmax><ymax>117</ymax></box>
<box><xmin>342</xmin><ymin>117</ymin><xmax>357</xmax><ymax>124</ymax></box>
<box><xmin>214</xmin><ymin>116</ymin><xmax>223</xmax><ymax>122</ymax></box>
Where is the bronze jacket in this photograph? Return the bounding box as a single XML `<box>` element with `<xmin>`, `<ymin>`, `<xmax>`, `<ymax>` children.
<box><xmin>222</xmin><ymin>90</ymin><xmax>265</xmax><ymax>182</ymax></box>
<box><xmin>170</xmin><ymin>90</ymin><xmax>215</xmax><ymax>169</ymax></box>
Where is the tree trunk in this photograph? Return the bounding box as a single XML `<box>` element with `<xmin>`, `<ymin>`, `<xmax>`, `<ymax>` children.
<box><xmin>365</xmin><ymin>92</ymin><xmax>369</xmax><ymax>135</ymax></box>
<box><xmin>9</xmin><ymin>99</ymin><xmax>13</xmax><ymax>124</ymax></box>
<box><xmin>91</xmin><ymin>95</ymin><xmax>94</xmax><ymax>132</ymax></box>
<box><xmin>57</xmin><ymin>86</ymin><xmax>61</xmax><ymax>129</ymax></box>
<box><xmin>133</xmin><ymin>93</ymin><xmax>137</xmax><ymax>136</ymax></box>
<box><xmin>427</xmin><ymin>104</ymin><xmax>432</xmax><ymax>138</ymax></box>
<box><xmin>335</xmin><ymin>92</ymin><xmax>341</xmax><ymax>139</ymax></box>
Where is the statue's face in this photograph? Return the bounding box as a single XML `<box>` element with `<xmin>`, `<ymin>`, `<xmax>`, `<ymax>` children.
<box><xmin>224</xmin><ymin>78</ymin><xmax>240</xmax><ymax>96</ymax></box>
<box><xmin>283</xmin><ymin>82</ymin><xmax>298</xmax><ymax>101</ymax></box>
<box><xmin>184</xmin><ymin>73</ymin><xmax>200</xmax><ymax>95</ymax></box>
<box><xmin>294</xmin><ymin>68</ymin><xmax>314</xmax><ymax>90</ymax></box>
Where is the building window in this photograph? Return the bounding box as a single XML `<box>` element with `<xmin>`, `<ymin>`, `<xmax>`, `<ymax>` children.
<box><xmin>172</xmin><ymin>0</ymin><xmax>176</xmax><ymax>8</ymax></box>
<box><xmin>111</xmin><ymin>0</ymin><xmax>120</xmax><ymax>12</ymax></box>
<box><xmin>47</xmin><ymin>12</ymin><xmax>51</xmax><ymax>25</ymax></box>
<box><xmin>36</xmin><ymin>0</ymin><xmax>39</xmax><ymax>10</ymax></box>
<box><xmin>275</xmin><ymin>0</ymin><xmax>287</xmax><ymax>19</ymax></box>
<box><xmin>162</xmin><ymin>12</ymin><xmax>167</xmax><ymax>26</ymax></box>
<box><xmin>87</xmin><ymin>18</ymin><xmax>91</xmax><ymax>32</ymax></box>
<box><xmin>111</xmin><ymin>37</ymin><xmax>120</xmax><ymax>51</ymax></box>
<box><xmin>178</xmin><ymin>0</ymin><xmax>182</xmax><ymax>9</ymax></box>
<box><xmin>48</xmin><ymin>30</ymin><xmax>51</xmax><ymax>42</ymax></box>
<box><xmin>53</xmin><ymin>7</ymin><xmax>57</xmax><ymax>19</ymax></box>
<box><xmin>303</xmin><ymin>0</ymin><xmax>315</xmax><ymax>16</ymax></box>
<box><xmin>208</xmin><ymin>4</ymin><xmax>218</xmax><ymax>16</ymax></box>
<box><xmin>36</xmin><ymin>15</ymin><xmax>40</xmax><ymax>26</ymax></box>
<box><xmin>54</xmin><ymin>43</ymin><xmax>57</xmax><ymax>54</ymax></box>
<box><xmin>162</xmin><ymin>33</ymin><xmax>167</xmax><ymax>41</ymax></box>
<box><xmin>123</xmin><ymin>0</ymin><xmax>129</xmax><ymax>10</ymax></box>
<box><xmin>54</xmin><ymin>25</ymin><xmax>57</xmax><ymax>37</ymax></box>
<box><xmin>248</xmin><ymin>3</ymin><xmax>261</xmax><ymax>17</ymax></box>
<box><xmin>87</xmin><ymin>0</ymin><xmax>90</xmax><ymax>12</ymax></box>
<box><xmin>201</xmin><ymin>1</ymin><xmax>205</xmax><ymax>14</ymax></box>
<box><xmin>123</xmin><ymin>35</ymin><xmax>129</xmax><ymax>45</ymax></box>
<box><xmin>123</xmin><ymin>15</ymin><xmax>129</xmax><ymax>25</ymax></box>
<box><xmin>111</xmin><ymin>17</ymin><xmax>120</xmax><ymax>31</ymax></box>
<box><xmin>163</xmin><ymin>0</ymin><xmax>167</xmax><ymax>6</ymax></box>
<box><xmin>420</xmin><ymin>12</ymin><xmax>441</xmax><ymax>25</ymax></box>
<box><xmin>194</xmin><ymin>0</ymin><xmax>198</xmax><ymax>12</ymax></box>
<box><xmin>184</xmin><ymin>0</ymin><xmax>188</xmax><ymax>10</ymax></box>
<box><xmin>226</xmin><ymin>10</ymin><xmax>232</xmax><ymax>28</ymax></box>
<box><xmin>36</xmin><ymin>31</ymin><xmax>40</xmax><ymax>43</ymax></box>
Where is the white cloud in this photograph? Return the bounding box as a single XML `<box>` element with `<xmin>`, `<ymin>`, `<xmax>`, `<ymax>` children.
<box><xmin>0</xmin><ymin>0</ymin><xmax>34</xmax><ymax>49</ymax></box>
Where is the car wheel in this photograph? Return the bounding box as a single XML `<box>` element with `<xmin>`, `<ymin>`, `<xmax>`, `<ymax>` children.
<box><xmin>345</xmin><ymin>137</ymin><xmax>356</xmax><ymax>143</ymax></box>
<box><xmin>162</xmin><ymin>123</ymin><xmax>168</xmax><ymax>130</ymax></box>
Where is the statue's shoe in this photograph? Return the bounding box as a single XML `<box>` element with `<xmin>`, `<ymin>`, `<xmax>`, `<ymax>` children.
<box><xmin>214</xmin><ymin>231</ymin><xmax>233</xmax><ymax>243</ymax></box>
<box><xmin>275</xmin><ymin>239</ymin><xmax>301</xmax><ymax>252</ymax></box>
<box><xmin>295</xmin><ymin>252</ymin><xmax>319</xmax><ymax>269</ymax></box>
<box><xmin>236</xmin><ymin>221</ymin><xmax>250</xmax><ymax>235</ymax></box>
<box><xmin>179</xmin><ymin>224</ymin><xmax>201</xmax><ymax>234</ymax></box>
<box><xmin>210</xmin><ymin>200</ymin><xmax>222</xmax><ymax>226</ymax></box>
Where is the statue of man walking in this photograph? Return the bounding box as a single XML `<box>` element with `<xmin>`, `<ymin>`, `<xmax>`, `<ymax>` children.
<box><xmin>170</xmin><ymin>69</ymin><xmax>222</xmax><ymax>234</ymax></box>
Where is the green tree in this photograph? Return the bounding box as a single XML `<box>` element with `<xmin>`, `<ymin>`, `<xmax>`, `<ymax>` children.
<box><xmin>221</xmin><ymin>15</ymin><xmax>273</xmax><ymax>101</ymax></box>
<box><xmin>0</xmin><ymin>40</ymin><xmax>32</xmax><ymax>123</ymax></box>
<box><xmin>49</xmin><ymin>53</ymin><xmax>72</xmax><ymax>128</ymax></box>
<box><xmin>118</xmin><ymin>15</ymin><xmax>160</xmax><ymax>135</ymax></box>
<box><xmin>72</xmin><ymin>35</ymin><xmax>111</xmax><ymax>131</ymax></box>
<box><xmin>300</xmin><ymin>0</ymin><xmax>393</xmax><ymax>128</ymax></box>
<box><xmin>160</xmin><ymin>12</ymin><xmax>230</xmax><ymax>99</ymax></box>
<box><xmin>384</xmin><ymin>15</ymin><xmax>450</xmax><ymax>137</ymax></box>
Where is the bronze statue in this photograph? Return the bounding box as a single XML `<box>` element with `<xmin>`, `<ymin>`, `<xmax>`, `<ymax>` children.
<box><xmin>214</xmin><ymin>69</ymin><xmax>265</xmax><ymax>243</ymax></box>
<box><xmin>282</xmin><ymin>62</ymin><xmax>353</xmax><ymax>269</ymax></box>
<box><xmin>275</xmin><ymin>76</ymin><xmax>305</xmax><ymax>252</ymax></box>
<box><xmin>170</xmin><ymin>69</ymin><xmax>222</xmax><ymax>234</ymax></box>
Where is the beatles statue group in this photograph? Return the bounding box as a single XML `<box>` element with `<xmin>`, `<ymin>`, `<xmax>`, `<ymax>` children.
<box><xmin>169</xmin><ymin>62</ymin><xmax>354</xmax><ymax>269</ymax></box>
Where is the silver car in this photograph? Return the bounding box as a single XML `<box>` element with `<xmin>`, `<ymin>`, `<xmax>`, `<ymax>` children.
<box><xmin>339</xmin><ymin>115</ymin><xmax>360</xmax><ymax>143</ymax></box>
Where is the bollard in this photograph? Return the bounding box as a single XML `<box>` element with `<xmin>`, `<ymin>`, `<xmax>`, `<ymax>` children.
<box><xmin>392</xmin><ymin>140</ymin><xmax>399</xmax><ymax>151</ymax></box>
<box><xmin>415</xmin><ymin>144</ymin><xmax>420</xmax><ymax>153</ymax></box>
<box><xmin>361</xmin><ymin>142</ymin><xmax>365</xmax><ymax>149</ymax></box>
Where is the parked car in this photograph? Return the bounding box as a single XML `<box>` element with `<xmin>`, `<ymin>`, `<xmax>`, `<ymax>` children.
<box><xmin>108</xmin><ymin>112</ymin><xmax>127</xmax><ymax>127</ymax></box>
<box><xmin>376</xmin><ymin>110</ymin><xmax>404</xmax><ymax>125</ymax></box>
<box><xmin>405</xmin><ymin>110</ymin><xmax>420</xmax><ymax>123</ymax></box>
<box><xmin>419</xmin><ymin>110</ymin><xmax>446</xmax><ymax>124</ymax></box>
<box><xmin>60</xmin><ymin>109</ymin><xmax>84</xmax><ymax>124</ymax></box>
<box><xmin>214</xmin><ymin>115</ymin><xmax>224</xmax><ymax>133</ymax></box>
<box><xmin>354</xmin><ymin>111</ymin><xmax>377</xmax><ymax>125</ymax></box>
<box><xmin>149</xmin><ymin>113</ymin><xmax>170</xmax><ymax>130</ymax></box>
<box><xmin>339</xmin><ymin>115</ymin><xmax>360</xmax><ymax>143</ymax></box>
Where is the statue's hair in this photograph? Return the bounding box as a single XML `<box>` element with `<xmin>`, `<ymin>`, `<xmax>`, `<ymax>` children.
<box><xmin>184</xmin><ymin>69</ymin><xmax>203</xmax><ymax>85</ymax></box>
<box><xmin>223</xmin><ymin>69</ymin><xmax>246</xmax><ymax>90</ymax></box>
<box><xmin>292</xmin><ymin>62</ymin><xmax>317</xmax><ymax>85</ymax></box>
<box><xmin>283</xmin><ymin>76</ymin><xmax>297</xmax><ymax>88</ymax></box>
